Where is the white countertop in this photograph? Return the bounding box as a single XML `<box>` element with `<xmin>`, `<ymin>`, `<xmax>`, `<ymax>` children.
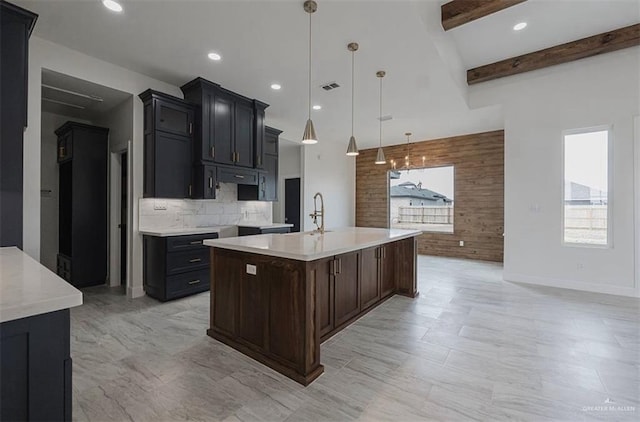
<box><xmin>139</xmin><ymin>226</ymin><xmax>234</xmax><ymax>237</ymax></box>
<box><xmin>0</xmin><ymin>247</ymin><xmax>83</xmax><ymax>324</ymax></box>
<box><xmin>237</xmin><ymin>223</ymin><xmax>294</xmax><ymax>229</ymax></box>
<box><xmin>203</xmin><ymin>227</ymin><xmax>421</xmax><ymax>261</ymax></box>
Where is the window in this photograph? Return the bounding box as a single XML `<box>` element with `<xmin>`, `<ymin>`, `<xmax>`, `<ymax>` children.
<box><xmin>389</xmin><ymin>166</ymin><xmax>454</xmax><ymax>233</ymax></box>
<box><xmin>563</xmin><ymin>128</ymin><xmax>611</xmax><ymax>246</ymax></box>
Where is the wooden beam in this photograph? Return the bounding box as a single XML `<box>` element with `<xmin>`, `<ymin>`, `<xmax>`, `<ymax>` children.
<box><xmin>441</xmin><ymin>0</ymin><xmax>527</xmax><ymax>31</ymax></box>
<box><xmin>467</xmin><ymin>23</ymin><xmax>640</xmax><ymax>85</ymax></box>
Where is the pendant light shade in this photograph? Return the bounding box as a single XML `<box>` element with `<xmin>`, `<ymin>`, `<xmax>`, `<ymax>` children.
<box><xmin>302</xmin><ymin>0</ymin><xmax>318</xmax><ymax>145</ymax></box>
<box><xmin>347</xmin><ymin>136</ymin><xmax>358</xmax><ymax>156</ymax></box>
<box><xmin>346</xmin><ymin>42</ymin><xmax>359</xmax><ymax>156</ymax></box>
<box><xmin>375</xmin><ymin>70</ymin><xmax>386</xmax><ymax>165</ymax></box>
<box><xmin>302</xmin><ymin>119</ymin><xmax>317</xmax><ymax>144</ymax></box>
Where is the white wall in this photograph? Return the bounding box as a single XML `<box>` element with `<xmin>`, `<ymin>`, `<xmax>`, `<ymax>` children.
<box><xmin>96</xmin><ymin>98</ymin><xmax>134</xmax><ymax>287</ymax></box>
<box><xmin>25</xmin><ymin>36</ymin><xmax>182</xmax><ymax>298</ymax></box>
<box><xmin>302</xmin><ymin>140</ymin><xmax>356</xmax><ymax>231</ymax></box>
<box><xmin>635</xmin><ymin>115</ymin><xmax>639</xmax><ymax>293</ymax></box>
<box><xmin>39</xmin><ymin>112</ymin><xmax>93</xmax><ymax>272</ymax></box>
<box><xmin>470</xmin><ymin>48</ymin><xmax>640</xmax><ymax>297</ymax></box>
<box><xmin>272</xmin><ymin>142</ymin><xmax>302</xmax><ymax>224</ymax></box>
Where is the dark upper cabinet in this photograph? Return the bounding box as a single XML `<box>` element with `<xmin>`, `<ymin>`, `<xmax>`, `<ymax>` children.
<box><xmin>181</xmin><ymin>77</ymin><xmax>266</xmax><ymax>169</ymax></box>
<box><xmin>57</xmin><ymin>130</ymin><xmax>72</xmax><ymax>163</ymax></box>
<box><xmin>253</xmin><ymin>101</ymin><xmax>268</xmax><ymax>169</ymax></box>
<box><xmin>156</xmin><ymin>99</ymin><xmax>193</xmax><ymax>137</ymax></box>
<box><xmin>139</xmin><ymin>89</ymin><xmax>195</xmax><ymax>199</ymax></box>
<box><xmin>194</xmin><ymin>164</ymin><xmax>217</xmax><ymax>199</ymax></box>
<box><xmin>0</xmin><ymin>1</ymin><xmax>37</xmax><ymax>248</ymax></box>
<box><xmin>234</xmin><ymin>99</ymin><xmax>254</xmax><ymax>167</ymax></box>
<box><xmin>56</xmin><ymin>122</ymin><xmax>109</xmax><ymax>288</ymax></box>
<box><xmin>237</xmin><ymin>126</ymin><xmax>280</xmax><ymax>202</ymax></box>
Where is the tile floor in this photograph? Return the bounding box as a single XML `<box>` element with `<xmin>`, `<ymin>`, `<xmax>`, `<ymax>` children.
<box><xmin>72</xmin><ymin>256</ymin><xmax>639</xmax><ymax>421</ymax></box>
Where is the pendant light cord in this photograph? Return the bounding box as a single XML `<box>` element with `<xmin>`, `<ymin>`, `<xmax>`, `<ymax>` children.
<box><xmin>379</xmin><ymin>76</ymin><xmax>383</xmax><ymax>148</ymax></box>
<box><xmin>351</xmin><ymin>50</ymin><xmax>354</xmax><ymax>137</ymax></box>
<box><xmin>308</xmin><ymin>11</ymin><xmax>312</xmax><ymax>120</ymax></box>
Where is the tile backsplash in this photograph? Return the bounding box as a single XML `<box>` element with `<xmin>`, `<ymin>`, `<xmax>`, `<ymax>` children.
<box><xmin>139</xmin><ymin>183</ymin><xmax>272</xmax><ymax>230</ymax></box>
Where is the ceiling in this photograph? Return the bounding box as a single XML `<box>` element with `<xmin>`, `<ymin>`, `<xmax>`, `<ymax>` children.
<box><xmin>17</xmin><ymin>0</ymin><xmax>639</xmax><ymax>148</ymax></box>
<box><xmin>41</xmin><ymin>69</ymin><xmax>132</xmax><ymax>120</ymax></box>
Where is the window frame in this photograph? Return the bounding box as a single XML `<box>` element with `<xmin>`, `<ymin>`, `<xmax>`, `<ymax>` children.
<box><xmin>561</xmin><ymin>125</ymin><xmax>613</xmax><ymax>249</ymax></box>
<box><xmin>387</xmin><ymin>164</ymin><xmax>456</xmax><ymax>234</ymax></box>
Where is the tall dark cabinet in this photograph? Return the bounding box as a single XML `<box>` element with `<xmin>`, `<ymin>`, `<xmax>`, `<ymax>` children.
<box><xmin>139</xmin><ymin>90</ymin><xmax>195</xmax><ymax>199</ymax></box>
<box><xmin>0</xmin><ymin>1</ymin><xmax>37</xmax><ymax>248</ymax></box>
<box><xmin>56</xmin><ymin>122</ymin><xmax>109</xmax><ymax>288</ymax></box>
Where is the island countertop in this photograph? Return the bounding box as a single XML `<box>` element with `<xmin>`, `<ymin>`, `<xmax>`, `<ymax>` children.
<box><xmin>203</xmin><ymin>226</ymin><xmax>421</xmax><ymax>261</ymax></box>
<box><xmin>0</xmin><ymin>247</ymin><xmax>83</xmax><ymax>323</ymax></box>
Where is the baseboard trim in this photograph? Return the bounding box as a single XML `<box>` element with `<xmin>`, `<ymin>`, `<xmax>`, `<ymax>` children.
<box><xmin>503</xmin><ymin>272</ymin><xmax>639</xmax><ymax>298</ymax></box>
<box><xmin>127</xmin><ymin>284</ymin><xmax>145</xmax><ymax>299</ymax></box>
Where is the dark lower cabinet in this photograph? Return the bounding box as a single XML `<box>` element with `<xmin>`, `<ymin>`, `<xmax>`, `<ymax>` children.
<box><xmin>237</xmin><ymin>226</ymin><xmax>291</xmax><ymax>236</ymax></box>
<box><xmin>360</xmin><ymin>247</ymin><xmax>380</xmax><ymax>310</ymax></box>
<box><xmin>0</xmin><ymin>309</ymin><xmax>71</xmax><ymax>421</ymax></box>
<box><xmin>0</xmin><ymin>1</ymin><xmax>37</xmax><ymax>248</ymax></box>
<box><xmin>56</xmin><ymin>122</ymin><xmax>109</xmax><ymax>288</ymax></box>
<box><xmin>316</xmin><ymin>257</ymin><xmax>335</xmax><ymax>338</ymax></box>
<box><xmin>143</xmin><ymin>233</ymin><xmax>217</xmax><ymax>301</ymax></box>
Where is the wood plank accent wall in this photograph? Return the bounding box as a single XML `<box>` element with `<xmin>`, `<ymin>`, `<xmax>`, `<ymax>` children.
<box><xmin>356</xmin><ymin>130</ymin><xmax>504</xmax><ymax>262</ymax></box>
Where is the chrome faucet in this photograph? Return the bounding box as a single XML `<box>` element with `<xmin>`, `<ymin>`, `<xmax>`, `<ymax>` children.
<box><xmin>309</xmin><ymin>192</ymin><xmax>325</xmax><ymax>234</ymax></box>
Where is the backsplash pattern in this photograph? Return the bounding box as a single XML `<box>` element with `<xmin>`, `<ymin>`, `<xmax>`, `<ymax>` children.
<box><xmin>139</xmin><ymin>183</ymin><xmax>272</xmax><ymax>230</ymax></box>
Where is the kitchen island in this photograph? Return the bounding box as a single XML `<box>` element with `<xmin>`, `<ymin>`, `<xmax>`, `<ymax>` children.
<box><xmin>203</xmin><ymin>227</ymin><xmax>420</xmax><ymax>385</ymax></box>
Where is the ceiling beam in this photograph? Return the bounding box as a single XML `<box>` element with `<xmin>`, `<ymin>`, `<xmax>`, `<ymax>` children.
<box><xmin>441</xmin><ymin>0</ymin><xmax>527</xmax><ymax>31</ymax></box>
<box><xmin>467</xmin><ymin>23</ymin><xmax>640</xmax><ymax>85</ymax></box>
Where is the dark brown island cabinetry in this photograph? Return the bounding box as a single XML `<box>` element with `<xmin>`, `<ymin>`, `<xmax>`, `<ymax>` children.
<box><xmin>0</xmin><ymin>1</ymin><xmax>37</xmax><ymax>248</ymax></box>
<box><xmin>143</xmin><ymin>233</ymin><xmax>218</xmax><ymax>301</ymax></box>
<box><xmin>56</xmin><ymin>122</ymin><xmax>109</xmax><ymax>288</ymax></box>
<box><xmin>139</xmin><ymin>90</ymin><xmax>195</xmax><ymax>199</ymax></box>
<box><xmin>208</xmin><ymin>234</ymin><xmax>418</xmax><ymax>385</ymax></box>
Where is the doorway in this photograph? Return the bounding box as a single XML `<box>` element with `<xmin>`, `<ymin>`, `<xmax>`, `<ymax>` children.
<box><xmin>285</xmin><ymin>178</ymin><xmax>301</xmax><ymax>232</ymax></box>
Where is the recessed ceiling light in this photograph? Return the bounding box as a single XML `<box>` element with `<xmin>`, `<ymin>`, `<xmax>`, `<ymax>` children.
<box><xmin>102</xmin><ymin>0</ymin><xmax>123</xmax><ymax>13</ymax></box>
<box><xmin>207</xmin><ymin>52</ymin><xmax>222</xmax><ymax>61</ymax></box>
<box><xmin>271</xmin><ymin>83</ymin><xmax>281</xmax><ymax>90</ymax></box>
<box><xmin>312</xmin><ymin>105</ymin><xmax>322</xmax><ymax>110</ymax></box>
<box><xmin>513</xmin><ymin>22</ymin><xmax>527</xmax><ymax>31</ymax></box>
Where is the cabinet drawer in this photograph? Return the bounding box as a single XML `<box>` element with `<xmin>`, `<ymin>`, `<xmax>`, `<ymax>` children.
<box><xmin>166</xmin><ymin>233</ymin><xmax>218</xmax><ymax>252</ymax></box>
<box><xmin>261</xmin><ymin>227</ymin><xmax>291</xmax><ymax>234</ymax></box>
<box><xmin>166</xmin><ymin>249</ymin><xmax>209</xmax><ymax>275</ymax></box>
<box><xmin>166</xmin><ymin>269</ymin><xmax>210</xmax><ymax>297</ymax></box>
<box><xmin>217</xmin><ymin>166</ymin><xmax>258</xmax><ymax>185</ymax></box>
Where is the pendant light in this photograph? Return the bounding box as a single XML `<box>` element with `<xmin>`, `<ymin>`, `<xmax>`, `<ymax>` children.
<box><xmin>302</xmin><ymin>0</ymin><xmax>318</xmax><ymax>144</ymax></box>
<box><xmin>375</xmin><ymin>71</ymin><xmax>386</xmax><ymax>164</ymax></box>
<box><xmin>346</xmin><ymin>42</ymin><xmax>359</xmax><ymax>156</ymax></box>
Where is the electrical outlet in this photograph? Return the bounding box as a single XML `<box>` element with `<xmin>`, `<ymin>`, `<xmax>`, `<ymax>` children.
<box><xmin>154</xmin><ymin>200</ymin><xmax>167</xmax><ymax>210</ymax></box>
<box><xmin>459</xmin><ymin>240</ymin><xmax>464</xmax><ymax>247</ymax></box>
<box><xmin>246</xmin><ymin>264</ymin><xmax>257</xmax><ymax>275</ymax></box>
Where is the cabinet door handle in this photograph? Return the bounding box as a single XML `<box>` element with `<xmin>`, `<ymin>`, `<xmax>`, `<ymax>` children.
<box><xmin>209</xmin><ymin>177</ymin><xmax>213</xmax><ymax>189</ymax></box>
<box><xmin>258</xmin><ymin>156</ymin><xmax>261</xmax><ymax>166</ymax></box>
<box><xmin>211</xmin><ymin>146</ymin><xmax>215</xmax><ymax>158</ymax></box>
<box><xmin>235</xmin><ymin>175</ymin><xmax>245</xmax><ymax>179</ymax></box>
<box><xmin>338</xmin><ymin>258</ymin><xmax>342</xmax><ymax>274</ymax></box>
<box><xmin>236</xmin><ymin>152</ymin><xmax>240</xmax><ymax>162</ymax></box>
<box><xmin>188</xmin><ymin>185</ymin><xmax>192</xmax><ymax>196</ymax></box>
<box><xmin>189</xmin><ymin>279</ymin><xmax>201</xmax><ymax>285</ymax></box>
<box><xmin>329</xmin><ymin>259</ymin><xmax>335</xmax><ymax>276</ymax></box>
<box><xmin>189</xmin><ymin>258</ymin><xmax>202</xmax><ymax>263</ymax></box>
<box><xmin>59</xmin><ymin>146</ymin><xmax>65</xmax><ymax>158</ymax></box>
<box><xmin>189</xmin><ymin>122</ymin><xmax>193</xmax><ymax>134</ymax></box>
<box><xmin>190</xmin><ymin>241</ymin><xmax>202</xmax><ymax>245</ymax></box>
<box><xmin>382</xmin><ymin>247</ymin><xmax>386</xmax><ymax>259</ymax></box>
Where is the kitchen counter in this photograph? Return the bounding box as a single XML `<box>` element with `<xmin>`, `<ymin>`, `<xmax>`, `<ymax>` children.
<box><xmin>204</xmin><ymin>226</ymin><xmax>421</xmax><ymax>261</ymax></box>
<box><xmin>138</xmin><ymin>226</ymin><xmax>233</xmax><ymax>237</ymax></box>
<box><xmin>0</xmin><ymin>247</ymin><xmax>83</xmax><ymax>323</ymax></box>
